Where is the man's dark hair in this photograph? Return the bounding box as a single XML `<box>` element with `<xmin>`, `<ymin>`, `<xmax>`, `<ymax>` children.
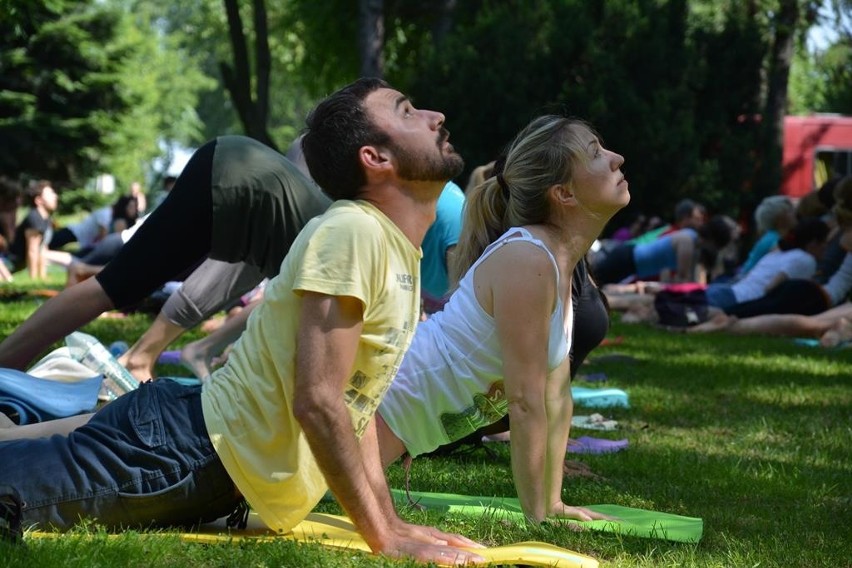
<box><xmin>25</xmin><ymin>180</ymin><xmax>51</xmax><ymax>206</ymax></box>
<box><xmin>674</xmin><ymin>198</ymin><xmax>698</xmax><ymax>223</ymax></box>
<box><xmin>302</xmin><ymin>78</ymin><xmax>391</xmax><ymax>200</ymax></box>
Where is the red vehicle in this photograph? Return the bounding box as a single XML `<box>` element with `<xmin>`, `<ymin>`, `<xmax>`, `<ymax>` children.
<box><xmin>781</xmin><ymin>114</ymin><xmax>852</xmax><ymax>198</ymax></box>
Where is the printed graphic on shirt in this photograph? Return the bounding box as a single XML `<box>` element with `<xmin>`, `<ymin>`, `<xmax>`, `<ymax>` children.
<box><xmin>345</xmin><ymin>320</ymin><xmax>416</xmax><ymax>438</ymax></box>
<box><xmin>440</xmin><ymin>381</ymin><xmax>507</xmax><ymax>442</ymax></box>
<box><xmin>396</xmin><ymin>272</ymin><xmax>415</xmax><ymax>292</ymax></box>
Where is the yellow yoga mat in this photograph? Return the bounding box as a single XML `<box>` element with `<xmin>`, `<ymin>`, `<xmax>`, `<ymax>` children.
<box><xmin>30</xmin><ymin>511</ymin><xmax>599</xmax><ymax>568</ymax></box>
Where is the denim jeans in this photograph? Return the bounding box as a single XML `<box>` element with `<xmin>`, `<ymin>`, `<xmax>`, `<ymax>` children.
<box><xmin>705</xmin><ymin>283</ymin><xmax>738</xmax><ymax>311</ymax></box>
<box><xmin>0</xmin><ymin>379</ymin><xmax>240</xmax><ymax>529</ymax></box>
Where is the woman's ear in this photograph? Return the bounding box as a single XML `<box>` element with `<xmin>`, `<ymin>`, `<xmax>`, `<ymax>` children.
<box><xmin>550</xmin><ymin>182</ymin><xmax>575</xmax><ymax>205</ymax></box>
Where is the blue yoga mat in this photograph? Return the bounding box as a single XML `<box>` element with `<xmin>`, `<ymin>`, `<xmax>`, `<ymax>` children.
<box><xmin>571</xmin><ymin>386</ymin><xmax>629</xmax><ymax>408</ymax></box>
<box><xmin>0</xmin><ymin>369</ymin><xmax>102</xmax><ymax>425</ymax></box>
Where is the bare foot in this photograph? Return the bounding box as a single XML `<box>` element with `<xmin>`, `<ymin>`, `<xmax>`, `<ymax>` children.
<box><xmin>820</xmin><ymin>317</ymin><xmax>852</xmax><ymax>348</ymax></box>
<box><xmin>688</xmin><ymin>313</ymin><xmax>736</xmax><ymax>333</ymax></box>
<box><xmin>179</xmin><ymin>341</ymin><xmax>214</xmax><ymax>380</ymax></box>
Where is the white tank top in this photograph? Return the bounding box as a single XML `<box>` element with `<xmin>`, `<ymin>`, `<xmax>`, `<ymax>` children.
<box><xmin>379</xmin><ymin>227</ymin><xmax>573</xmax><ymax>457</ymax></box>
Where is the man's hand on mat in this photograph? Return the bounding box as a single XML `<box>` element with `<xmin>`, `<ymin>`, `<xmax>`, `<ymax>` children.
<box><xmin>393</xmin><ymin>520</ymin><xmax>484</xmax><ymax>548</ymax></box>
<box><xmin>382</xmin><ymin>521</ymin><xmax>486</xmax><ymax>564</ymax></box>
<box><xmin>550</xmin><ymin>502</ymin><xmax>617</xmax><ymax>522</ymax></box>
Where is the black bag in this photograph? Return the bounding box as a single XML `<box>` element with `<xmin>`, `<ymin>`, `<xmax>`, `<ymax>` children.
<box><xmin>654</xmin><ymin>288</ymin><xmax>710</xmax><ymax>327</ymax></box>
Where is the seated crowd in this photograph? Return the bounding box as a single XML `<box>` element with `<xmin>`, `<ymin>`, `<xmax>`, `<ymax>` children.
<box><xmin>597</xmin><ymin>177</ymin><xmax>852</xmax><ymax>346</ymax></box>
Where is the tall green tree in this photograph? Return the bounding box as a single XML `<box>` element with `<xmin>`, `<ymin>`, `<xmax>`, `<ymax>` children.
<box><xmin>392</xmin><ymin>0</ymin><xmax>826</xmax><ymax>222</ymax></box>
<box><xmin>792</xmin><ymin>0</ymin><xmax>852</xmax><ymax>114</ymax></box>
<box><xmin>131</xmin><ymin>0</ymin><xmax>831</xmax><ymax>222</ymax></box>
<box><xmin>141</xmin><ymin>0</ymin><xmax>316</xmax><ymax>149</ymax></box>
<box><xmin>0</xmin><ymin>0</ymin><xmax>211</xmax><ymax>187</ymax></box>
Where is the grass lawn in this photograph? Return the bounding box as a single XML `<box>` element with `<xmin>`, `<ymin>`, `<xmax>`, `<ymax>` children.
<box><xmin>0</xmin><ymin>272</ymin><xmax>850</xmax><ymax>567</ymax></box>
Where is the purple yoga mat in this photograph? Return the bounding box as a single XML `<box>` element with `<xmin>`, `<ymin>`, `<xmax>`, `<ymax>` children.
<box><xmin>567</xmin><ymin>436</ymin><xmax>629</xmax><ymax>454</ymax></box>
<box><xmin>158</xmin><ymin>350</ymin><xmax>182</xmax><ymax>365</ymax></box>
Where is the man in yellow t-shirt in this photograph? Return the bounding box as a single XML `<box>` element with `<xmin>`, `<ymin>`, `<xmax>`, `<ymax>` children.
<box><xmin>202</xmin><ymin>199</ymin><xmax>423</xmax><ymax>531</ymax></box>
<box><xmin>0</xmin><ymin>78</ymin><xmax>485</xmax><ymax>564</ymax></box>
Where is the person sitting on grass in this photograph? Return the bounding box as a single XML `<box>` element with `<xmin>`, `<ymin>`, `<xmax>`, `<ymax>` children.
<box><xmin>738</xmin><ymin>195</ymin><xmax>797</xmax><ymax>276</ymax></box>
<box><xmin>601</xmin><ymin>217</ymin><xmax>830</xmax><ymax>324</ymax></box>
<box><xmin>49</xmin><ymin>194</ymin><xmax>140</xmax><ymax>255</ymax></box>
<box><xmin>710</xmin><ymin>177</ymin><xmax>852</xmax><ymax>321</ymax></box>
<box><xmin>689</xmin><ymin>183</ymin><xmax>852</xmax><ymax>346</ymax></box>
<box><xmin>3</xmin><ymin>180</ymin><xmax>58</xmax><ymax>281</ymax></box>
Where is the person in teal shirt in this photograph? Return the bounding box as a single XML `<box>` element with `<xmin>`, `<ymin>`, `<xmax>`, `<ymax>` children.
<box><xmin>420</xmin><ymin>181</ymin><xmax>465</xmax><ymax>314</ymax></box>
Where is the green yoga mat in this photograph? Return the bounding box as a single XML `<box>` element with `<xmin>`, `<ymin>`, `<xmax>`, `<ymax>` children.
<box><xmin>390</xmin><ymin>489</ymin><xmax>703</xmax><ymax>543</ymax></box>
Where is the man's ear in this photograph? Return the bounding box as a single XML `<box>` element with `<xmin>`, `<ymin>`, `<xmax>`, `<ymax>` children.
<box><xmin>360</xmin><ymin>145</ymin><xmax>393</xmax><ymax>176</ymax></box>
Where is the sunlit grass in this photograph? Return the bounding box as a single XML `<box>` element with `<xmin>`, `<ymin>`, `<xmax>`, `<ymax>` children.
<box><xmin>0</xmin><ymin>286</ymin><xmax>849</xmax><ymax>567</ymax></box>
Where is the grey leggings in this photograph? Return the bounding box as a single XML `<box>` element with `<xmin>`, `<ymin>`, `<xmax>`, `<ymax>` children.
<box><xmin>161</xmin><ymin>259</ymin><xmax>266</xmax><ymax>329</ymax></box>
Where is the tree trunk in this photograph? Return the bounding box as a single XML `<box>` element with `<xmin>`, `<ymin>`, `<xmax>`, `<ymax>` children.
<box><xmin>220</xmin><ymin>0</ymin><xmax>277</xmax><ymax>150</ymax></box>
<box><xmin>758</xmin><ymin>0</ymin><xmax>799</xmax><ymax>198</ymax></box>
<box><xmin>359</xmin><ymin>0</ymin><xmax>384</xmax><ymax>78</ymax></box>
<box><xmin>432</xmin><ymin>0</ymin><xmax>456</xmax><ymax>47</ymax></box>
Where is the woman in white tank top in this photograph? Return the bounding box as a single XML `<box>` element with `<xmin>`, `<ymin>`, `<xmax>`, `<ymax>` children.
<box><xmin>376</xmin><ymin>115</ymin><xmax>630</xmax><ymax>524</ymax></box>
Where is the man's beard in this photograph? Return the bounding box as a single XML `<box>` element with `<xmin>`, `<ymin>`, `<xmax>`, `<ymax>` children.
<box><xmin>392</xmin><ymin>129</ymin><xmax>465</xmax><ymax>182</ymax></box>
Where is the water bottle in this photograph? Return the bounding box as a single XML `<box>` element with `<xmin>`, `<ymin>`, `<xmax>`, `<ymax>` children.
<box><xmin>65</xmin><ymin>332</ymin><xmax>139</xmax><ymax>401</ymax></box>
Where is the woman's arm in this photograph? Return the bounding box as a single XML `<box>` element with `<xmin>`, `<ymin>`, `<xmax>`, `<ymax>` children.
<box><xmin>489</xmin><ymin>244</ymin><xmax>556</xmax><ymax>522</ymax></box>
<box><xmin>671</xmin><ymin>231</ymin><xmax>697</xmax><ymax>282</ymax></box>
<box><xmin>487</xmin><ymin>243</ymin><xmax>617</xmax><ymax>524</ymax></box>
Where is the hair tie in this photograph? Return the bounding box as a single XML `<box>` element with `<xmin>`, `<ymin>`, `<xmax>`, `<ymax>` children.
<box><xmin>492</xmin><ymin>155</ymin><xmax>509</xmax><ymax>200</ymax></box>
<box><xmin>496</xmin><ymin>173</ymin><xmax>510</xmax><ymax>199</ymax></box>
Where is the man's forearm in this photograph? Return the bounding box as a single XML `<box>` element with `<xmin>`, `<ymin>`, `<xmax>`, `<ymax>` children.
<box><xmin>297</xmin><ymin>397</ymin><xmax>394</xmax><ymax>552</ymax></box>
<box><xmin>359</xmin><ymin>418</ymin><xmax>399</xmax><ymax>519</ymax></box>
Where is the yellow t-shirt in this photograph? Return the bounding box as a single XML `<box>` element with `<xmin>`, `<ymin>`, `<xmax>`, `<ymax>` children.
<box><xmin>201</xmin><ymin>200</ymin><xmax>421</xmax><ymax>532</ymax></box>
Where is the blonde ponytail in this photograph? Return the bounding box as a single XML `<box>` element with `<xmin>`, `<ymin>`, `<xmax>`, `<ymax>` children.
<box><xmin>450</xmin><ymin>116</ymin><xmax>595</xmax><ymax>286</ymax></box>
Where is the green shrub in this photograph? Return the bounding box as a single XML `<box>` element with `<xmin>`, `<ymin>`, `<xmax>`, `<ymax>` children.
<box><xmin>57</xmin><ymin>188</ymin><xmax>115</xmax><ymax>216</ymax></box>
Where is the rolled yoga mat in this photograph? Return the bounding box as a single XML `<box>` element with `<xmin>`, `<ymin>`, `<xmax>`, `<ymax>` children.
<box><xmin>571</xmin><ymin>386</ymin><xmax>629</xmax><ymax>408</ymax></box>
<box><xmin>0</xmin><ymin>369</ymin><xmax>101</xmax><ymax>425</ymax></box>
